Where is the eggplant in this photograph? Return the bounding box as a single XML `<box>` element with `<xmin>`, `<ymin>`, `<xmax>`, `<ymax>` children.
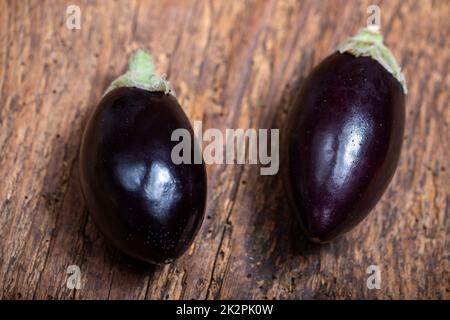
<box><xmin>79</xmin><ymin>50</ymin><xmax>207</xmax><ymax>264</ymax></box>
<box><xmin>283</xmin><ymin>28</ymin><xmax>407</xmax><ymax>243</ymax></box>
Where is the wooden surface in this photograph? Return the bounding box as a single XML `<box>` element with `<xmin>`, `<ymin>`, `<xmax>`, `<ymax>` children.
<box><xmin>0</xmin><ymin>0</ymin><xmax>449</xmax><ymax>300</ymax></box>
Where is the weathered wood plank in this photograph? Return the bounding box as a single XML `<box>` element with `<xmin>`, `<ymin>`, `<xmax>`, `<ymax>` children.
<box><xmin>0</xmin><ymin>0</ymin><xmax>448</xmax><ymax>299</ymax></box>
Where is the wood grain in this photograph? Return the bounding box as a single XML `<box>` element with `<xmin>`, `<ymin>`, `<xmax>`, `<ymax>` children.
<box><xmin>0</xmin><ymin>0</ymin><xmax>449</xmax><ymax>299</ymax></box>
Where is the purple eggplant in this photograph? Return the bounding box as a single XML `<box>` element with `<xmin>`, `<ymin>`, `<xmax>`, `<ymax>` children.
<box><xmin>283</xmin><ymin>28</ymin><xmax>407</xmax><ymax>243</ymax></box>
<box><xmin>79</xmin><ymin>50</ymin><xmax>206</xmax><ymax>264</ymax></box>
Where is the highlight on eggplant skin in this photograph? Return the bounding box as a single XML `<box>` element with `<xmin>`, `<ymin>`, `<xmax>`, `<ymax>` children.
<box><xmin>283</xmin><ymin>30</ymin><xmax>406</xmax><ymax>243</ymax></box>
<box><xmin>79</xmin><ymin>51</ymin><xmax>207</xmax><ymax>264</ymax></box>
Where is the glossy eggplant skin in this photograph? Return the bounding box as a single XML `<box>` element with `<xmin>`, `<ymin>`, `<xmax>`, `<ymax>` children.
<box><xmin>79</xmin><ymin>87</ymin><xmax>207</xmax><ymax>264</ymax></box>
<box><xmin>283</xmin><ymin>52</ymin><xmax>405</xmax><ymax>242</ymax></box>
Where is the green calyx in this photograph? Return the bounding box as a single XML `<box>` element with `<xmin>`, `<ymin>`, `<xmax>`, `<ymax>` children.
<box><xmin>338</xmin><ymin>27</ymin><xmax>408</xmax><ymax>94</ymax></box>
<box><xmin>104</xmin><ymin>49</ymin><xmax>175</xmax><ymax>97</ymax></box>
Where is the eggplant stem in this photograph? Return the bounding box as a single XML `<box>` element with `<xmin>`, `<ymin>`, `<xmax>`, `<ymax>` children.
<box><xmin>338</xmin><ymin>28</ymin><xmax>407</xmax><ymax>94</ymax></box>
<box><xmin>104</xmin><ymin>49</ymin><xmax>175</xmax><ymax>97</ymax></box>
